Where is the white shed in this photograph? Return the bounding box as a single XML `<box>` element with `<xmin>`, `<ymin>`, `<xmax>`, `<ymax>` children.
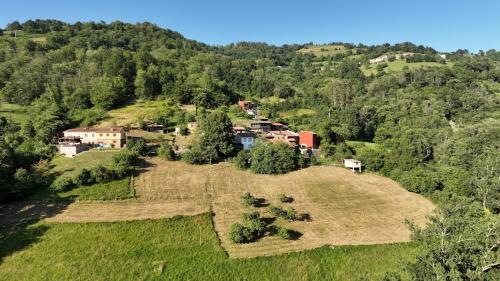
<box><xmin>343</xmin><ymin>159</ymin><xmax>362</xmax><ymax>172</ymax></box>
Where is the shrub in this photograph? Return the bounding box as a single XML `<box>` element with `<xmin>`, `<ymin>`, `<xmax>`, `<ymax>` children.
<box><xmin>242</xmin><ymin>212</ymin><xmax>265</xmax><ymax>235</ymax></box>
<box><xmin>267</xmin><ymin>205</ymin><xmax>285</xmax><ymax>217</ymax></box>
<box><xmin>73</xmin><ymin>168</ymin><xmax>93</xmax><ymax>185</ymax></box>
<box><xmin>284</xmin><ymin>207</ymin><xmax>298</xmax><ymax>221</ymax></box>
<box><xmin>241</xmin><ymin>192</ymin><xmax>257</xmax><ymax>207</ymax></box>
<box><xmin>234</xmin><ymin>149</ymin><xmax>251</xmax><ymax>170</ymax></box>
<box><xmin>50</xmin><ymin>176</ymin><xmax>75</xmax><ymax>192</ymax></box>
<box><xmin>157</xmin><ymin>142</ymin><xmax>176</xmax><ymax>160</ymax></box>
<box><xmin>91</xmin><ymin>165</ymin><xmax>113</xmax><ymax>183</ymax></box>
<box><xmin>278</xmin><ymin>193</ymin><xmax>292</xmax><ymax>203</ymax></box>
<box><xmin>111</xmin><ymin>151</ymin><xmax>136</xmax><ymax>177</ymax></box>
<box><xmin>127</xmin><ymin>138</ymin><xmax>148</xmax><ymax>156</ymax></box>
<box><xmin>276</xmin><ymin>227</ymin><xmax>291</xmax><ymax>240</ymax></box>
<box><xmin>228</xmin><ymin>223</ymin><xmax>254</xmax><ymax>244</ymax></box>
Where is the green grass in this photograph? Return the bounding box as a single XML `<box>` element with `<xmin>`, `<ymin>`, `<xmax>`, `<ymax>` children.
<box><xmin>0</xmin><ymin>103</ymin><xmax>28</xmax><ymax>124</ymax></box>
<box><xmin>59</xmin><ymin>177</ymin><xmax>133</xmax><ymax>201</ymax></box>
<box><xmin>279</xmin><ymin>108</ymin><xmax>316</xmax><ymax>118</ymax></box>
<box><xmin>98</xmin><ymin>99</ymin><xmax>167</xmax><ymax>127</ymax></box>
<box><xmin>0</xmin><ymin>214</ymin><xmax>417</xmax><ymax>280</ymax></box>
<box><xmin>360</xmin><ymin>60</ymin><xmax>451</xmax><ymax>76</ymax></box>
<box><xmin>50</xmin><ymin>149</ymin><xmax>120</xmax><ymax>177</ymax></box>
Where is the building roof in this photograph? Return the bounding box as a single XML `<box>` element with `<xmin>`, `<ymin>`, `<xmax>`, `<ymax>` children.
<box><xmin>64</xmin><ymin>127</ymin><xmax>124</xmax><ymax>133</ymax></box>
<box><xmin>269</xmin><ymin>130</ymin><xmax>298</xmax><ymax>137</ymax></box>
<box><xmin>236</xmin><ymin>132</ymin><xmax>255</xmax><ymax>138</ymax></box>
<box><xmin>299</xmin><ymin>131</ymin><xmax>317</xmax><ymax>135</ymax></box>
<box><xmin>271</xmin><ymin>122</ymin><xmax>285</xmax><ymax>126</ymax></box>
<box><xmin>233</xmin><ymin>126</ymin><xmax>246</xmax><ymax>131</ymax></box>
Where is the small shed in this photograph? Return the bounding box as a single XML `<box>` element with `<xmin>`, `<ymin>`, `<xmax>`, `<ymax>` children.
<box><xmin>343</xmin><ymin>159</ymin><xmax>362</xmax><ymax>172</ymax></box>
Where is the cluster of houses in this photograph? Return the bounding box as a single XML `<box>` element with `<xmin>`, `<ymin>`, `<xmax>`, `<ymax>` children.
<box><xmin>369</xmin><ymin>52</ymin><xmax>447</xmax><ymax>64</ymax></box>
<box><xmin>56</xmin><ymin>101</ymin><xmax>362</xmax><ymax>172</ymax></box>
<box><xmin>233</xmin><ymin>101</ymin><xmax>319</xmax><ymax>154</ymax></box>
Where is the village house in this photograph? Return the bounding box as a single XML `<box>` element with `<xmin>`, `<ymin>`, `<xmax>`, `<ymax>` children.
<box><xmin>270</xmin><ymin>122</ymin><xmax>286</xmax><ymax>131</ymax></box>
<box><xmin>63</xmin><ymin>127</ymin><xmax>126</xmax><ymax>148</ymax></box>
<box><xmin>250</xmin><ymin>120</ymin><xmax>272</xmax><ymax>132</ymax></box>
<box><xmin>145</xmin><ymin>122</ymin><xmax>167</xmax><ymax>134</ymax></box>
<box><xmin>238</xmin><ymin>100</ymin><xmax>257</xmax><ymax>116</ymax></box>
<box><xmin>265</xmin><ymin>130</ymin><xmax>299</xmax><ymax>146</ymax></box>
<box><xmin>369</xmin><ymin>52</ymin><xmax>415</xmax><ymax>64</ymax></box>
<box><xmin>299</xmin><ymin>131</ymin><xmax>319</xmax><ymax>154</ymax></box>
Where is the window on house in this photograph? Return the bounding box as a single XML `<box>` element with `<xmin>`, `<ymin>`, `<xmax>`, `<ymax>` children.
<box><xmin>113</xmin><ymin>134</ymin><xmax>116</xmax><ymax>137</ymax></box>
<box><xmin>106</xmin><ymin>134</ymin><xmax>109</xmax><ymax>136</ymax></box>
<box><xmin>113</xmin><ymin>140</ymin><xmax>116</xmax><ymax>143</ymax></box>
<box><xmin>85</xmin><ymin>134</ymin><xmax>88</xmax><ymax>137</ymax></box>
<box><xmin>92</xmin><ymin>134</ymin><xmax>95</xmax><ymax>137</ymax></box>
<box><xmin>99</xmin><ymin>134</ymin><xmax>103</xmax><ymax>137</ymax></box>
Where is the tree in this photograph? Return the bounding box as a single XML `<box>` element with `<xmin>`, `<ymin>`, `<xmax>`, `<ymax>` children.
<box><xmin>407</xmin><ymin>196</ymin><xmax>500</xmax><ymax>280</ymax></box>
<box><xmin>472</xmin><ymin>149</ymin><xmax>500</xmax><ymax>212</ymax></box>
<box><xmin>183</xmin><ymin>110</ymin><xmax>234</xmax><ymax>164</ymax></box>
<box><xmin>6</xmin><ymin>21</ymin><xmax>22</xmax><ymax>31</ymax></box>
<box><xmin>134</xmin><ymin>65</ymin><xmax>161</xmax><ymax>100</ymax></box>
<box><xmin>157</xmin><ymin>142</ymin><xmax>176</xmax><ymax>160</ymax></box>
<box><xmin>249</xmin><ymin>142</ymin><xmax>297</xmax><ymax>174</ymax></box>
<box><xmin>90</xmin><ymin>76</ymin><xmax>126</xmax><ymax>109</ymax></box>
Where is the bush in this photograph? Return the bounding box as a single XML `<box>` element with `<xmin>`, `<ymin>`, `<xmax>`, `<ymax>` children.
<box><xmin>111</xmin><ymin>151</ymin><xmax>136</xmax><ymax>177</ymax></box>
<box><xmin>127</xmin><ymin>138</ymin><xmax>148</xmax><ymax>156</ymax></box>
<box><xmin>242</xmin><ymin>212</ymin><xmax>265</xmax><ymax>235</ymax></box>
<box><xmin>267</xmin><ymin>205</ymin><xmax>285</xmax><ymax>217</ymax></box>
<box><xmin>284</xmin><ymin>207</ymin><xmax>298</xmax><ymax>221</ymax></box>
<box><xmin>241</xmin><ymin>192</ymin><xmax>257</xmax><ymax>207</ymax></box>
<box><xmin>358</xmin><ymin>149</ymin><xmax>385</xmax><ymax>171</ymax></box>
<box><xmin>234</xmin><ymin>150</ymin><xmax>251</xmax><ymax>170</ymax></box>
<box><xmin>50</xmin><ymin>176</ymin><xmax>75</xmax><ymax>192</ymax></box>
<box><xmin>73</xmin><ymin>168</ymin><xmax>93</xmax><ymax>185</ymax></box>
<box><xmin>278</xmin><ymin>193</ymin><xmax>292</xmax><ymax>203</ymax></box>
<box><xmin>228</xmin><ymin>223</ymin><xmax>254</xmax><ymax>244</ymax></box>
<box><xmin>91</xmin><ymin>165</ymin><xmax>113</xmax><ymax>183</ymax></box>
<box><xmin>276</xmin><ymin>227</ymin><xmax>291</xmax><ymax>240</ymax></box>
<box><xmin>157</xmin><ymin>142</ymin><xmax>176</xmax><ymax>160</ymax></box>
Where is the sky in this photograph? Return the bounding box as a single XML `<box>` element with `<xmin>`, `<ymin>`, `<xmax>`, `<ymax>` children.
<box><xmin>1</xmin><ymin>0</ymin><xmax>499</xmax><ymax>52</ymax></box>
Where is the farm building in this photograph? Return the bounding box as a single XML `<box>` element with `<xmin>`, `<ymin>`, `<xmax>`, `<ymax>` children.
<box><xmin>343</xmin><ymin>159</ymin><xmax>362</xmax><ymax>172</ymax></box>
<box><xmin>145</xmin><ymin>123</ymin><xmax>166</xmax><ymax>133</ymax></box>
<box><xmin>63</xmin><ymin>127</ymin><xmax>126</xmax><ymax>148</ymax></box>
<box><xmin>299</xmin><ymin>131</ymin><xmax>319</xmax><ymax>149</ymax></box>
<box><xmin>58</xmin><ymin>136</ymin><xmax>89</xmax><ymax>157</ymax></box>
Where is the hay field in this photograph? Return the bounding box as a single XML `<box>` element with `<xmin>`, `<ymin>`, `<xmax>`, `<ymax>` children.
<box><xmin>129</xmin><ymin>158</ymin><xmax>434</xmax><ymax>258</ymax></box>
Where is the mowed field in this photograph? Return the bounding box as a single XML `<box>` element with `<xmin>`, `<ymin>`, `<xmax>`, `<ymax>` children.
<box><xmin>50</xmin><ymin>157</ymin><xmax>435</xmax><ymax>258</ymax></box>
<box><xmin>97</xmin><ymin>100</ymin><xmax>166</xmax><ymax>127</ymax></box>
<box><xmin>297</xmin><ymin>44</ymin><xmax>356</xmax><ymax>57</ymax></box>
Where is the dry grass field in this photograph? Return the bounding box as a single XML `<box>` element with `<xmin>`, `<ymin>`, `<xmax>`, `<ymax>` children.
<box><xmin>9</xmin><ymin>157</ymin><xmax>434</xmax><ymax>258</ymax></box>
<box><xmin>298</xmin><ymin>44</ymin><xmax>358</xmax><ymax>57</ymax></box>
<box><xmin>97</xmin><ymin>100</ymin><xmax>166</xmax><ymax>127</ymax></box>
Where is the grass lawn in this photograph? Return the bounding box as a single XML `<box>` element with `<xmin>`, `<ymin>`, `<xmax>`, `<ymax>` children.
<box><xmin>360</xmin><ymin>60</ymin><xmax>452</xmax><ymax>76</ymax></box>
<box><xmin>0</xmin><ymin>103</ymin><xmax>28</xmax><ymax>124</ymax></box>
<box><xmin>50</xmin><ymin>149</ymin><xmax>120</xmax><ymax>177</ymax></box>
<box><xmin>0</xmin><ymin>214</ymin><xmax>417</xmax><ymax>280</ymax></box>
<box><xmin>58</xmin><ymin>177</ymin><xmax>133</xmax><ymax>201</ymax></box>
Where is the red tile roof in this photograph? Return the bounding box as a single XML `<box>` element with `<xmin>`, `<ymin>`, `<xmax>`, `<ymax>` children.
<box><xmin>64</xmin><ymin>127</ymin><xmax>125</xmax><ymax>133</ymax></box>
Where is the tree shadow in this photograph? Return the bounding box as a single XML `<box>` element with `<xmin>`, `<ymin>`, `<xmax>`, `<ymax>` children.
<box><xmin>254</xmin><ymin>198</ymin><xmax>269</xmax><ymax>208</ymax></box>
<box><xmin>299</xmin><ymin>213</ymin><xmax>312</xmax><ymax>222</ymax></box>
<box><xmin>288</xmin><ymin>230</ymin><xmax>303</xmax><ymax>240</ymax></box>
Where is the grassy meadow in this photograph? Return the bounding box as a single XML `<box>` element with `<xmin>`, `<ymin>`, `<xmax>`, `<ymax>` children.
<box><xmin>58</xmin><ymin>177</ymin><xmax>133</xmax><ymax>201</ymax></box>
<box><xmin>360</xmin><ymin>60</ymin><xmax>451</xmax><ymax>76</ymax></box>
<box><xmin>97</xmin><ymin>99</ymin><xmax>166</xmax><ymax>127</ymax></box>
<box><xmin>0</xmin><ymin>103</ymin><xmax>28</xmax><ymax>124</ymax></box>
<box><xmin>50</xmin><ymin>149</ymin><xmax>120</xmax><ymax>177</ymax></box>
<box><xmin>0</xmin><ymin>214</ymin><xmax>417</xmax><ymax>281</ymax></box>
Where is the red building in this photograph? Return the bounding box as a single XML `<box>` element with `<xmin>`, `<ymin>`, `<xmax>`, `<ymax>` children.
<box><xmin>299</xmin><ymin>131</ymin><xmax>319</xmax><ymax>149</ymax></box>
<box><xmin>238</xmin><ymin>100</ymin><xmax>255</xmax><ymax>110</ymax></box>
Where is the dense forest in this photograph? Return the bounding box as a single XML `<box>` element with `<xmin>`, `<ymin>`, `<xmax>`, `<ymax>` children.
<box><xmin>0</xmin><ymin>20</ymin><xmax>498</xmax><ymax>280</ymax></box>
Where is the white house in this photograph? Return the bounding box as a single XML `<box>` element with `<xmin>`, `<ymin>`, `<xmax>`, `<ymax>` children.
<box><xmin>343</xmin><ymin>159</ymin><xmax>362</xmax><ymax>172</ymax></box>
